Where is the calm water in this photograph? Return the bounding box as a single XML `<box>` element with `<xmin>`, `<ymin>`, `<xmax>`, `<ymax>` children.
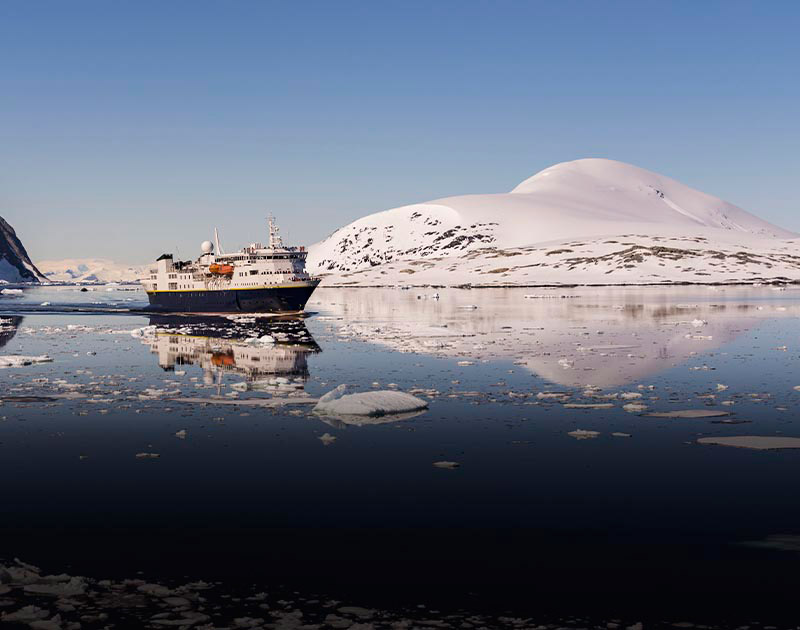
<box><xmin>2</xmin><ymin>284</ymin><xmax>800</xmax><ymax>623</ymax></box>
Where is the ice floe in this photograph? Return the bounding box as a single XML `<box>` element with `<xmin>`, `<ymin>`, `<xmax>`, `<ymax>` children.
<box><xmin>567</xmin><ymin>429</ymin><xmax>601</xmax><ymax>440</ymax></box>
<box><xmin>645</xmin><ymin>410</ymin><xmax>730</xmax><ymax>419</ymax></box>
<box><xmin>697</xmin><ymin>436</ymin><xmax>800</xmax><ymax>450</ymax></box>
<box><xmin>313</xmin><ymin>385</ymin><xmax>428</xmax><ymax>418</ymax></box>
<box><xmin>0</xmin><ymin>355</ymin><xmax>53</xmax><ymax>368</ymax></box>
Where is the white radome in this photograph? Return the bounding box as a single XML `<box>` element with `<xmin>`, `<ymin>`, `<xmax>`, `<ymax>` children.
<box><xmin>200</xmin><ymin>240</ymin><xmax>214</xmax><ymax>254</ymax></box>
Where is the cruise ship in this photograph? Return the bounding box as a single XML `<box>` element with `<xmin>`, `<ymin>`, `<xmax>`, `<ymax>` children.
<box><xmin>140</xmin><ymin>218</ymin><xmax>320</xmax><ymax>313</ymax></box>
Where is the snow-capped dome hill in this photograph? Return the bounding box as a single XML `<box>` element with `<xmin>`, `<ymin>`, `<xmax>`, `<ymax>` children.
<box><xmin>0</xmin><ymin>216</ymin><xmax>45</xmax><ymax>283</ymax></box>
<box><xmin>308</xmin><ymin>159</ymin><xmax>800</xmax><ymax>286</ymax></box>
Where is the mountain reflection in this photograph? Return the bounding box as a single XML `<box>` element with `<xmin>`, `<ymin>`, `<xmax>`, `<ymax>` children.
<box><xmin>312</xmin><ymin>287</ymin><xmax>798</xmax><ymax>388</ymax></box>
<box><xmin>143</xmin><ymin>315</ymin><xmax>319</xmax><ymax>391</ymax></box>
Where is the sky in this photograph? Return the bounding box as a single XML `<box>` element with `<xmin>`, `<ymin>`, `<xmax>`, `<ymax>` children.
<box><xmin>1</xmin><ymin>0</ymin><xmax>798</xmax><ymax>264</ymax></box>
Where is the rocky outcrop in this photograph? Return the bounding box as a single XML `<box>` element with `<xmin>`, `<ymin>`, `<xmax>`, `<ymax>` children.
<box><xmin>0</xmin><ymin>216</ymin><xmax>44</xmax><ymax>282</ymax></box>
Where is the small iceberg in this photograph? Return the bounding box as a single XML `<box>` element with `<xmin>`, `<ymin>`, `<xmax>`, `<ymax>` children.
<box><xmin>313</xmin><ymin>384</ymin><xmax>428</xmax><ymax>419</ymax></box>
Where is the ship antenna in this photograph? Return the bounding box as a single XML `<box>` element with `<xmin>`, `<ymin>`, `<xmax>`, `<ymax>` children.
<box><xmin>214</xmin><ymin>227</ymin><xmax>224</xmax><ymax>255</ymax></box>
<box><xmin>268</xmin><ymin>214</ymin><xmax>283</xmax><ymax>249</ymax></box>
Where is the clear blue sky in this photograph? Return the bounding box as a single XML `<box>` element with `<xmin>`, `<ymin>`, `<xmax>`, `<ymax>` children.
<box><xmin>1</xmin><ymin>1</ymin><xmax>798</xmax><ymax>263</ymax></box>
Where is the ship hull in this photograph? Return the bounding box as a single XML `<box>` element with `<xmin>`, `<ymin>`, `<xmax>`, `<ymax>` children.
<box><xmin>145</xmin><ymin>284</ymin><xmax>319</xmax><ymax>314</ymax></box>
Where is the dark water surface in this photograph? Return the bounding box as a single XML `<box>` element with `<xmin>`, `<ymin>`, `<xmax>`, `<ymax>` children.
<box><xmin>2</xmin><ymin>285</ymin><xmax>800</xmax><ymax>623</ymax></box>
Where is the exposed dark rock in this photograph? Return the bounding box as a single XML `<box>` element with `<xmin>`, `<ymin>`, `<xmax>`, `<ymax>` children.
<box><xmin>0</xmin><ymin>216</ymin><xmax>44</xmax><ymax>282</ymax></box>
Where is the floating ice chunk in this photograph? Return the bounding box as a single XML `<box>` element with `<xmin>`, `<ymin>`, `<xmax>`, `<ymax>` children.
<box><xmin>174</xmin><ymin>430</ymin><xmax>187</xmax><ymax>439</ymax></box>
<box><xmin>313</xmin><ymin>385</ymin><xmax>428</xmax><ymax>418</ymax></box>
<box><xmin>612</xmin><ymin>432</ymin><xmax>632</xmax><ymax>438</ymax></box>
<box><xmin>619</xmin><ymin>392</ymin><xmax>642</xmax><ymax>400</ymax></box>
<box><xmin>433</xmin><ymin>461</ymin><xmax>460</xmax><ymax>469</ymax></box>
<box><xmin>645</xmin><ymin>410</ymin><xmax>730</xmax><ymax>419</ymax></box>
<box><xmin>563</xmin><ymin>403</ymin><xmax>613</xmax><ymax>409</ymax></box>
<box><xmin>716</xmin><ymin>384</ymin><xmax>729</xmax><ymax>391</ymax></box>
<box><xmin>567</xmin><ymin>429</ymin><xmax>600</xmax><ymax>439</ymax></box>
<box><xmin>0</xmin><ymin>355</ymin><xmax>53</xmax><ymax>368</ymax></box>
<box><xmin>135</xmin><ymin>453</ymin><xmax>161</xmax><ymax>459</ymax></box>
<box><xmin>691</xmin><ymin>319</ymin><xmax>708</xmax><ymax>327</ymax></box>
<box><xmin>40</xmin><ymin>302</ymin><xmax>51</xmax><ymax>306</ymax></box>
<box><xmin>536</xmin><ymin>391</ymin><xmax>570</xmax><ymax>400</ymax></box>
<box><xmin>0</xmin><ymin>605</ymin><xmax>50</xmax><ymax>622</ymax></box>
<box><xmin>743</xmin><ymin>534</ymin><xmax>800</xmax><ymax>552</ymax></box>
<box><xmin>137</xmin><ymin>583</ymin><xmax>172</xmax><ymax>596</ymax></box>
<box><xmin>23</xmin><ymin>576</ymin><xmax>87</xmax><ymax>597</ymax></box>
<box><xmin>319</xmin><ymin>433</ymin><xmax>337</xmax><ymax>446</ymax></box>
<box><xmin>697</xmin><ymin>436</ymin><xmax>800</xmax><ymax>450</ymax></box>
<box><xmin>623</xmin><ymin>403</ymin><xmax>648</xmax><ymax>413</ymax></box>
<box><xmin>337</xmin><ymin>606</ymin><xmax>375</xmax><ymax>618</ymax></box>
<box><xmin>1</xmin><ymin>288</ymin><xmax>23</xmax><ymax>295</ymax></box>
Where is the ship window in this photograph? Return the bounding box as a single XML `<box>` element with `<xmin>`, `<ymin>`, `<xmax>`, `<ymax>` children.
<box><xmin>250</xmin><ymin>270</ymin><xmax>258</xmax><ymax>275</ymax></box>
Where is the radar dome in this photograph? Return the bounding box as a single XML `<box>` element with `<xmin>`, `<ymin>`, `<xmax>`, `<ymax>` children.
<box><xmin>201</xmin><ymin>240</ymin><xmax>214</xmax><ymax>254</ymax></box>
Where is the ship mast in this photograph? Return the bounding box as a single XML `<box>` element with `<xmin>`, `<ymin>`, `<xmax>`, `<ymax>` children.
<box><xmin>214</xmin><ymin>227</ymin><xmax>225</xmax><ymax>255</ymax></box>
<box><xmin>268</xmin><ymin>215</ymin><xmax>284</xmax><ymax>249</ymax></box>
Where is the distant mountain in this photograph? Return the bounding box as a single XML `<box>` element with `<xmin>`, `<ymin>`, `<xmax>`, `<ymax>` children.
<box><xmin>0</xmin><ymin>216</ymin><xmax>45</xmax><ymax>283</ymax></box>
<box><xmin>308</xmin><ymin>159</ymin><xmax>800</xmax><ymax>286</ymax></box>
<box><xmin>36</xmin><ymin>258</ymin><xmax>146</xmax><ymax>284</ymax></box>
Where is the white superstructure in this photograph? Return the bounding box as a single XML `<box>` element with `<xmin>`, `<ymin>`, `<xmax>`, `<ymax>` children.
<box><xmin>141</xmin><ymin>217</ymin><xmax>318</xmax><ymax>294</ymax></box>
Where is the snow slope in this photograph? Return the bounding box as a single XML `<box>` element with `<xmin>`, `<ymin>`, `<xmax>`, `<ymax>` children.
<box><xmin>308</xmin><ymin>159</ymin><xmax>799</xmax><ymax>286</ymax></box>
<box><xmin>36</xmin><ymin>258</ymin><xmax>146</xmax><ymax>284</ymax></box>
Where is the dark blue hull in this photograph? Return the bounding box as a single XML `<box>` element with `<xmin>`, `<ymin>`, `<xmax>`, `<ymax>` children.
<box><xmin>145</xmin><ymin>284</ymin><xmax>318</xmax><ymax>314</ymax></box>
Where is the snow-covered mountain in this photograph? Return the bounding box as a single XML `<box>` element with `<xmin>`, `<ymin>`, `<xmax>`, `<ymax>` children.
<box><xmin>0</xmin><ymin>217</ymin><xmax>45</xmax><ymax>283</ymax></box>
<box><xmin>36</xmin><ymin>258</ymin><xmax>146</xmax><ymax>284</ymax></box>
<box><xmin>308</xmin><ymin>159</ymin><xmax>800</xmax><ymax>286</ymax></box>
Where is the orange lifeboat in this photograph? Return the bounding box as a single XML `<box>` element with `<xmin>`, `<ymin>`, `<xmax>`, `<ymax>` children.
<box><xmin>211</xmin><ymin>351</ymin><xmax>236</xmax><ymax>367</ymax></box>
<box><xmin>209</xmin><ymin>263</ymin><xmax>235</xmax><ymax>275</ymax></box>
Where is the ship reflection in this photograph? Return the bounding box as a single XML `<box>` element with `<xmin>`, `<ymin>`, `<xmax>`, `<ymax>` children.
<box><xmin>0</xmin><ymin>316</ymin><xmax>23</xmax><ymax>350</ymax></box>
<box><xmin>144</xmin><ymin>315</ymin><xmax>319</xmax><ymax>394</ymax></box>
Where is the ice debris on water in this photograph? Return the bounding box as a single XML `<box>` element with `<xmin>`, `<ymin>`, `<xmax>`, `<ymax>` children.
<box><xmin>0</xmin><ymin>355</ymin><xmax>53</xmax><ymax>368</ymax></box>
<box><xmin>567</xmin><ymin>429</ymin><xmax>601</xmax><ymax>440</ymax></box>
<box><xmin>318</xmin><ymin>432</ymin><xmax>337</xmax><ymax>446</ymax></box>
<box><xmin>0</xmin><ymin>557</ymin><xmax>671</xmax><ymax>628</ymax></box>
<box><xmin>645</xmin><ymin>410</ymin><xmax>730</xmax><ymax>419</ymax></box>
<box><xmin>697</xmin><ymin>436</ymin><xmax>800</xmax><ymax>450</ymax></box>
<box><xmin>433</xmin><ymin>461</ymin><xmax>460</xmax><ymax>469</ymax></box>
<box><xmin>623</xmin><ymin>403</ymin><xmax>648</xmax><ymax>413</ymax></box>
